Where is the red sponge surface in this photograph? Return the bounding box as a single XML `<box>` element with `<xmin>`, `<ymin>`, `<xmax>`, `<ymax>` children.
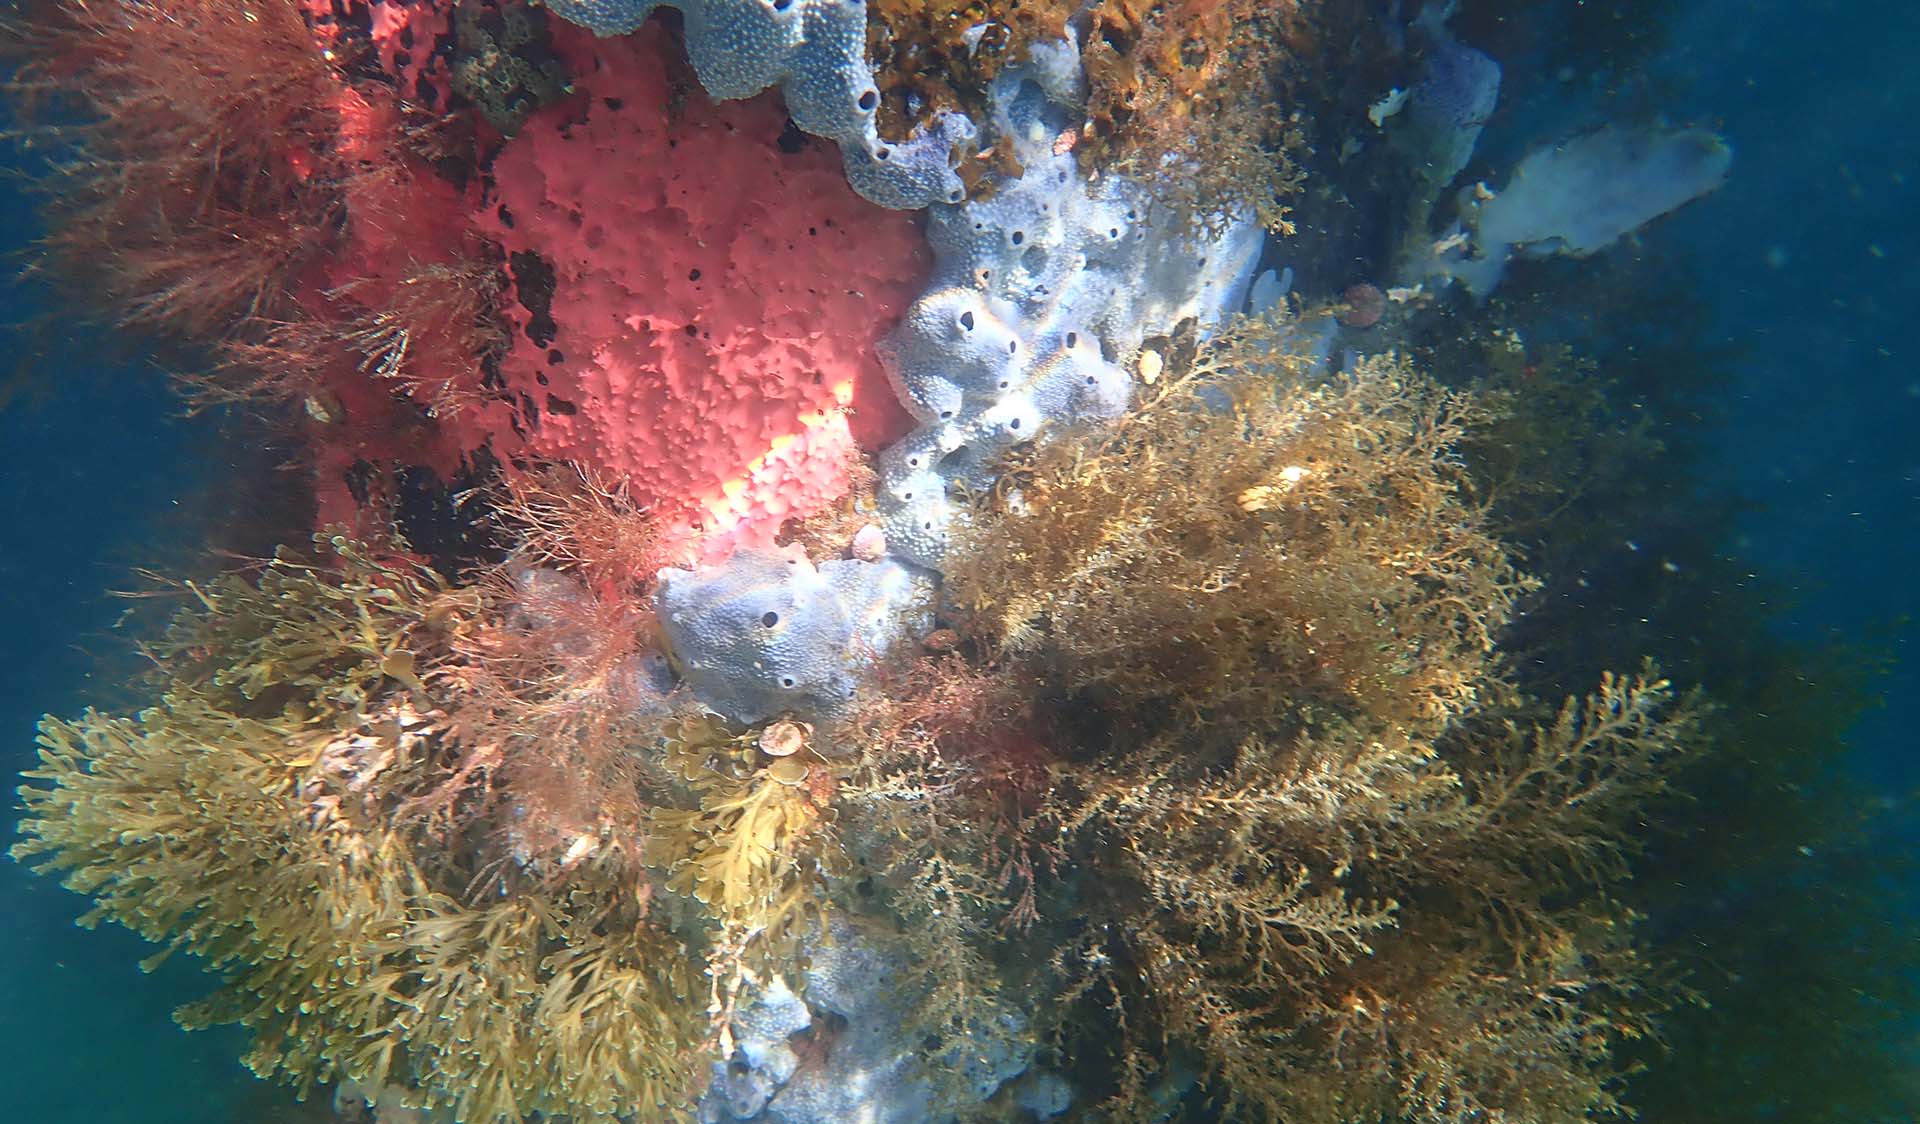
<box><xmin>471</xmin><ymin>23</ymin><xmax>927</xmax><ymax>558</ymax></box>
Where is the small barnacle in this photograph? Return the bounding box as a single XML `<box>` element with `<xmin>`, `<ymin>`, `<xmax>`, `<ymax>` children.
<box><xmin>759</xmin><ymin>718</ymin><xmax>812</xmax><ymax>757</ymax></box>
<box><xmin>302</xmin><ymin>390</ymin><xmax>343</xmax><ymax>424</ymax></box>
<box><xmin>1137</xmin><ymin>348</ymin><xmax>1164</xmax><ymax>385</ymax></box>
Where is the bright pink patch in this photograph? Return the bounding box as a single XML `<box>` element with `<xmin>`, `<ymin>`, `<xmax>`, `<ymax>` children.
<box><xmin>472</xmin><ymin>23</ymin><xmax>926</xmax><ymax>558</ymax></box>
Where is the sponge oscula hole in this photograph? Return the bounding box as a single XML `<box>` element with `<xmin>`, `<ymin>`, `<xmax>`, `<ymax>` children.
<box><xmin>761</xmin><ymin>611</ymin><xmax>780</xmax><ymax>628</ymax></box>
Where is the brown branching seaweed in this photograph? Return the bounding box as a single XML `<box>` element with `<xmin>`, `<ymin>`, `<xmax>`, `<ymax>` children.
<box><xmin>420</xmin><ymin>468</ymin><xmax>679</xmax><ymax>858</ymax></box>
<box><xmin>13</xmin><ymin>535</ymin><xmax>709</xmax><ymax>1121</ymax></box>
<box><xmin>1082</xmin><ymin>0</ymin><xmax>1310</xmax><ymax>235</ymax></box>
<box><xmin>213</xmin><ymin>252</ymin><xmax>509</xmax><ymax>416</ymax></box>
<box><xmin>829</xmin><ymin>654</ymin><xmax>1059</xmax><ymax>1082</ymax></box>
<box><xmin>1038</xmin><ymin>671</ymin><xmax>1703</xmax><ymax>1121</ymax></box>
<box><xmin>950</xmin><ymin>315</ymin><xmax>1532</xmax><ymax>742</ymax></box>
<box><xmin>429</xmin><ymin>559</ymin><xmax>666</xmax><ymax>859</ymax></box>
<box><xmin>489</xmin><ymin>464</ymin><xmax>672</xmax><ymax>593</ymax></box>
<box><xmin>929</xmin><ymin>315</ymin><xmax>1708</xmax><ymax>1119</ymax></box>
<box><xmin>651</xmin><ymin>715</ymin><xmax>844</xmax><ymax>1044</ymax></box>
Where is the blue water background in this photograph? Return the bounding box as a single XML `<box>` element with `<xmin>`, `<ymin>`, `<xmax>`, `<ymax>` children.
<box><xmin>1</xmin><ymin>0</ymin><xmax>1912</xmax><ymax>1117</ymax></box>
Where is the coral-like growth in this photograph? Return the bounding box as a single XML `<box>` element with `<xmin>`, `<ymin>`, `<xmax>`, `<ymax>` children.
<box><xmin>949</xmin><ymin>314</ymin><xmax>1530</xmax><ymax>738</ymax></box>
<box><xmin>863</xmin><ymin>0</ymin><xmax>1074</xmax><ymax>143</ymax></box>
<box><xmin>1081</xmin><ymin>0</ymin><xmax>1308</xmax><ymax>234</ymax></box>
<box><xmin>474</xmin><ymin>23</ymin><xmax>930</xmax><ymax>555</ymax></box>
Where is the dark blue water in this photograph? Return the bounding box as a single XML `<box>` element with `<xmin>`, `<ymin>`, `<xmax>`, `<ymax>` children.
<box><xmin>2</xmin><ymin>0</ymin><xmax>1912</xmax><ymax>1119</ymax></box>
<box><xmin>1659</xmin><ymin>1</ymin><xmax>1919</xmax><ymax>805</ymax></box>
<box><xmin>0</xmin><ymin>362</ymin><xmax>257</xmax><ymax>1113</ymax></box>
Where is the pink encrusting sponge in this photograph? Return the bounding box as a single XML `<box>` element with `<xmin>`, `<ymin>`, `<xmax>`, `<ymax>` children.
<box><xmin>474</xmin><ymin>23</ymin><xmax>928</xmax><ymax>559</ymax></box>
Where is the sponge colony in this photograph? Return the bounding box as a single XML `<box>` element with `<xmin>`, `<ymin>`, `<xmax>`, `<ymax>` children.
<box><xmin>875</xmin><ymin>46</ymin><xmax>1265</xmax><ymax>569</ymax></box>
<box><xmin>656</xmin><ymin>547</ymin><xmax>931</xmax><ymax>726</ymax></box>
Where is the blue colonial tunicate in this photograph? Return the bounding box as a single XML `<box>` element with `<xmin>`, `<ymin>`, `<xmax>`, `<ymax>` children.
<box><xmin>655</xmin><ymin>547</ymin><xmax>931</xmax><ymax>726</ymax></box>
<box><xmin>1433</xmin><ymin>125</ymin><xmax>1733</xmax><ymax>297</ymax></box>
<box><xmin>537</xmin><ymin>0</ymin><xmax>974</xmax><ymax>208</ymax></box>
<box><xmin>873</xmin><ymin>39</ymin><xmax>1265</xmax><ymax>569</ymax></box>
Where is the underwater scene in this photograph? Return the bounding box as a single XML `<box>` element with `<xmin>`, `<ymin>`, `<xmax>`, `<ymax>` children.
<box><xmin>0</xmin><ymin>0</ymin><xmax>1913</xmax><ymax>1121</ymax></box>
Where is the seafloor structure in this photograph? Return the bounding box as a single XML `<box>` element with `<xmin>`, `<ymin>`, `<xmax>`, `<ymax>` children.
<box><xmin>5</xmin><ymin>2</ymin><xmax>1782</xmax><ymax>1122</ymax></box>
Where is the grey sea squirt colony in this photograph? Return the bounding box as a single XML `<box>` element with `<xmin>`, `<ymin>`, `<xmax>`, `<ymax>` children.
<box><xmin>3</xmin><ymin>1</ymin><xmax>1765</xmax><ymax>1123</ymax></box>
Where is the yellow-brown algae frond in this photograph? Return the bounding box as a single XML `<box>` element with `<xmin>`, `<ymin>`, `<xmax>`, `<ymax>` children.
<box><xmin>12</xmin><ymin>536</ymin><xmax>707</xmax><ymax>1120</ymax></box>
<box><xmin>948</xmin><ymin>314</ymin><xmax>1531</xmax><ymax>738</ymax></box>
<box><xmin>1034</xmin><ymin>671</ymin><xmax>1706</xmax><ymax>1121</ymax></box>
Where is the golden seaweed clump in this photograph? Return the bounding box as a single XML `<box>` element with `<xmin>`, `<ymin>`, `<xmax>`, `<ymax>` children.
<box><xmin>1042</xmin><ymin>670</ymin><xmax>1704</xmax><ymax>1120</ymax></box>
<box><xmin>949</xmin><ymin>315</ymin><xmax>1531</xmax><ymax>743</ymax></box>
<box><xmin>12</xmin><ymin>536</ymin><xmax>708</xmax><ymax>1122</ymax></box>
<box><xmin>648</xmin><ymin>713</ymin><xmax>844</xmax><ymax>1038</ymax></box>
<box><xmin>939</xmin><ymin>314</ymin><xmax>1708</xmax><ymax>1118</ymax></box>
